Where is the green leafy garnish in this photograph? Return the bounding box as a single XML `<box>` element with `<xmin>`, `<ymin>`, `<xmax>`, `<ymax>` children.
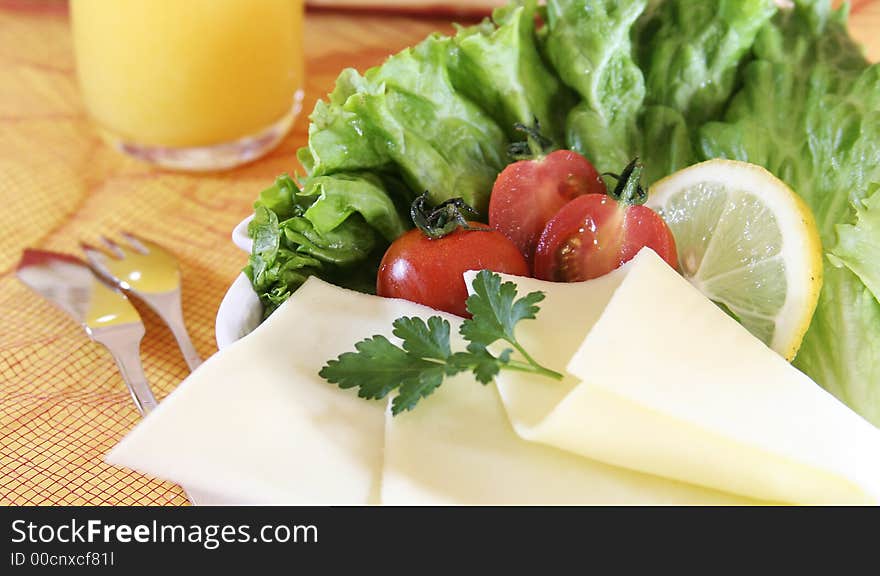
<box><xmin>320</xmin><ymin>271</ymin><xmax>563</xmax><ymax>415</ymax></box>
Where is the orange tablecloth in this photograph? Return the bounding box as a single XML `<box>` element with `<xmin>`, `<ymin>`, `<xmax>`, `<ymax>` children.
<box><xmin>1</xmin><ymin>1</ymin><xmax>878</xmax><ymax>506</ymax></box>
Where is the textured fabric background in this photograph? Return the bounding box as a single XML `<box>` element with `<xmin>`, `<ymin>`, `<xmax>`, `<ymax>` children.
<box><xmin>0</xmin><ymin>0</ymin><xmax>877</xmax><ymax>505</ymax></box>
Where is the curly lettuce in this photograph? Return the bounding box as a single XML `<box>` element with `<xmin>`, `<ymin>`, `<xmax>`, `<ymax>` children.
<box><xmin>639</xmin><ymin>0</ymin><xmax>777</xmax><ymax>126</ymax></box>
<box><xmin>636</xmin><ymin>0</ymin><xmax>778</xmax><ymax>183</ymax></box>
<box><xmin>245</xmin><ymin>174</ymin><xmax>403</xmax><ymax>315</ymax></box>
<box><xmin>349</xmin><ymin>35</ymin><xmax>507</xmax><ymax>213</ymax></box>
<box><xmin>543</xmin><ymin>0</ymin><xmax>648</xmax><ymax>174</ymax></box>
<box><xmin>542</xmin><ymin>0</ymin><xmax>778</xmax><ymax>181</ymax></box>
<box><xmin>448</xmin><ymin>0</ymin><xmax>574</xmax><ymax>143</ymax></box>
<box><xmin>832</xmin><ymin>185</ymin><xmax>880</xmax><ymax>302</ymax></box>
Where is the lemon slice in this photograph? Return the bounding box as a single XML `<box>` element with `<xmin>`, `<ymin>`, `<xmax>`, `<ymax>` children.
<box><xmin>646</xmin><ymin>159</ymin><xmax>823</xmax><ymax>360</ymax></box>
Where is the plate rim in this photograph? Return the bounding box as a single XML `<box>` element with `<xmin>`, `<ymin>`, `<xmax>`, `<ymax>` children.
<box><xmin>215</xmin><ymin>216</ymin><xmax>263</xmax><ymax>349</ymax></box>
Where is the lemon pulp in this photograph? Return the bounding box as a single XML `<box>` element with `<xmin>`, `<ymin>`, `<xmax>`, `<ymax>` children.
<box><xmin>647</xmin><ymin>160</ymin><xmax>823</xmax><ymax>360</ymax></box>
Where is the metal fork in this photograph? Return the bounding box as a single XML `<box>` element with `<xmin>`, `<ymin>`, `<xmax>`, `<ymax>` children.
<box><xmin>81</xmin><ymin>233</ymin><xmax>202</xmax><ymax>371</ymax></box>
<box><xmin>16</xmin><ymin>250</ymin><xmax>158</xmax><ymax>415</ymax></box>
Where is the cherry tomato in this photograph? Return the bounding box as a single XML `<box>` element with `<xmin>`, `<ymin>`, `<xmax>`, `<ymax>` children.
<box><xmin>533</xmin><ymin>159</ymin><xmax>678</xmax><ymax>282</ymax></box>
<box><xmin>489</xmin><ymin>149</ymin><xmax>605</xmax><ymax>267</ymax></box>
<box><xmin>377</xmin><ymin>223</ymin><xmax>529</xmax><ymax>317</ymax></box>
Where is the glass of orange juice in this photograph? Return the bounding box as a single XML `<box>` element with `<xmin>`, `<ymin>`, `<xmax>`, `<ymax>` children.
<box><xmin>70</xmin><ymin>0</ymin><xmax>305</xmax><ymax>171</ymax></box>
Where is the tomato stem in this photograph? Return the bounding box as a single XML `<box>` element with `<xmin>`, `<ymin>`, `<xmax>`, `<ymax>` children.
<box><xmin>605</xmin><ymin>157</ymin><xmax>648</xmax><ymax>206</ymax></box>
<box><xmin>508</xmin><ymin>119</ymin><xmax>555</xmax><ymax>161</ymax></box>
<box><xmin>410</xmin><ymin>193</ymin><xmax>489</xmax><ymax>239</ymax></box>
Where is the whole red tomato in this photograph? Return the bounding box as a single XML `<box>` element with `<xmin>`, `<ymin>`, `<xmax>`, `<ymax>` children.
<box><xmin>377</xmin><ymin>195</ymin><xmax>529</xmax><ymax>317</ymax></box>
<box><xmin>533</xmin><ymin>159</ymin><xmax>678</xmax><ymax>281</ymax></box>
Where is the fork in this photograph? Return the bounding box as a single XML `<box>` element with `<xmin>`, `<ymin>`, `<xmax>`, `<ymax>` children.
<box><xmin>81</xmin><ymin>233</ymin><xmax>202</xmax><ymax>371</ymax></box>
<box><xmin>16</xmin><ymin>250</ymin><xmax>158</xmax><ymax>415</ymax></box>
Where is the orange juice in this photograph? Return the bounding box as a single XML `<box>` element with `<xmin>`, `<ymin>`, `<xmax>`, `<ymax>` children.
<box><xmin>71</xmin><ymin>0</ymin><xmax>304</xmax><ymax>167</ymax></box>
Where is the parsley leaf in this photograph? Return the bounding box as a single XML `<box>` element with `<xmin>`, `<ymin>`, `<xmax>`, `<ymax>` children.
<box><xmin>391</xmin><ymin>365</ymin><xmax>448</xmax><ymax>415</ymax></box>
<box><xmin>449</xmin><ymin>349</ymin><xmax>512</xmax><ymax>385</ymax></box>
<box><xmin>319</xmin><ymin>335</ymin><xmax>445</xmax><ymax>401</ymax></box>
<box><xmin>320</xmin><ymin>271</ymin><xmax>562</xmax><ymax>415</ymax></box>
<box><xmin>392</xmin><ymin>316</ymin><xmax>452</xmax><ymax>361</ymax></box>
<box><xmin>461</xmin><ymin>270</ymin><xmax>545</xmax><ymax>351</ymax></box>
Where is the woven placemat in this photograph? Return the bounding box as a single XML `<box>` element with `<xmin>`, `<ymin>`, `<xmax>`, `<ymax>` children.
<box><xmin>1</xmin><ymin>0</ymin><xmax>877</xmax><ymax>506</ymax></box>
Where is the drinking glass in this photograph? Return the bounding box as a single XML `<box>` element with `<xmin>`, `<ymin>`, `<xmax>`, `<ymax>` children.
<box><xmin>71</xmin><ymin>0</ymin><xmax>305</xmax><ymax>171</ymax></box>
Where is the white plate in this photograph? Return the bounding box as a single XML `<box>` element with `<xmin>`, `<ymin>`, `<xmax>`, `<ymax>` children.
<box><xmin>215</xmin><ymin>216</ymin><xmax>263</xmax><ymax>349</ymax></box>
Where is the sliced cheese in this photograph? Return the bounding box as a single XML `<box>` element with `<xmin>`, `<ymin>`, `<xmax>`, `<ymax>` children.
<box><xmin>382</xmin><ymin>371</ymin><xmax>760</xmax><ymax>505</ymax></box>
<box><xmin>470</xmin><ymin>249</ymin><xmax>880</xmax><ymax>504</ymax></box>
<box><xmin>107</xmin><ymin>276</ymin><xmax>416</xmax><ymax>505</ymax></box>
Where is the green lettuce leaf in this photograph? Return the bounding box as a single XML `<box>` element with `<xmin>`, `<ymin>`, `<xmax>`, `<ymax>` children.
<box><xmin>296</xmin><ymin>69</ymin><xmax>390</xmax><ymax>177</ymax></box>
<box><xmin>824</xmin><ymin>185</ymin><xmax>880</xmax><ymax>422</ymax></box>
<box><xmin>351</xmin><ymin>35</ymin><xmax>507</xmax><ymax>213</ymax></box>
<box><xmin>253</xmin><ymin>28</ymin><xmax>532</xmax><ymax>315</ymax></box>
<box><xmin>300</xmin><ymin>173</ymin><xmax>409</xmax><ymax>241</ymax></box>
<box><xmin>635</xmin><ymin>0</ymin><xmax>778</xmax><ymax>184</ymax></box>
<box><xmin>246</xmin><ymin>173</ymin><xmax>402</xmax><ymax>316</ymax></box>
<box><xmin>281</xmin><ymin>214</ymin><xmax>377</xmax><ymax>266</ymax></box>
<box><xmin>796</xmin><ymin>268</ymin><xmax>880</xmax><ymax>425</ymax></box>
<box><xmin>448</xmin><ymin>0</ymin><xmax>574</xmax><ymax>143</ymax></box>
<box><xmin>638</xmin><ymin>0</ymin><xmax>777</xmax><ymax>126</ymax></box>
<box><xmin>638</xmin><ymin>105</ymin><xmax>694</xmax><ymax>185</ymax></box>
<box><xmin>248</xmin><ymin>174</ymin><xmax>303</xmax><ymax>223</ymax></box>
<box><xmin>830</xmin><ymin>184</ymin><xmax>880</xmax><ymax>309</ymax></box>
<box><xmin>246</xmin><ymin>212</ymin><xmax>382</xmax><ymax>317</ymax></box>
<box><xmin>543</xmin><ymin>0</ymin><xmax>648</xmax><ymax>174</ymax></box>
<box><xmin>246</xmin><ymin>205</ymin><xmax>318</xmax><ymax>316</ymax></box>
<box><xmin>700</xmin><ymin>1</ymin><xmax>880</xmax><ymax>424</ymax></box>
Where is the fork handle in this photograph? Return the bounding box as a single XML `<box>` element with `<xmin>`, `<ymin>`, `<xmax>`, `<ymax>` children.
<box><xmin>144</xmin><ymin>292</ymin><xmax>203</xmax><ymax>372</ymax></box>
<box><xmin>108</xmin><ymin>346</ymin><xmax>158</xmax><ymax>416</ymax></box>
<box><xmin>92</xmin><ymin>326</ymin><xmax>158</xmax><ymax>416</ymax></box>
<box><xmin>168</xmin><ymin>322</ymin><xmax>202</xmax><ymax>372</ymax></box>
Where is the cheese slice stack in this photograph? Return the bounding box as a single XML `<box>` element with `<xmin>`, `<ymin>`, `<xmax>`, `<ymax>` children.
<box><xmin>473</xmin><ymin>249</ymin><xmax>880</xmax><ymax>505</ymax></box>
<box><xmin>109</xmin><ymin>271</ymin><xmax>753</xmax><ymax>505</ymax></box>
<box><xmin>381</xmin><ymin>372</ymin><xmax>758</xmax><ymax>505</ymax></box>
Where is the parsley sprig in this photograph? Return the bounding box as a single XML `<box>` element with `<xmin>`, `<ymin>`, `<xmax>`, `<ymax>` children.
<box><xmin>319</xmin><ymin>270</ymin><xmax>563</xmax><ymax>415</ymax></box>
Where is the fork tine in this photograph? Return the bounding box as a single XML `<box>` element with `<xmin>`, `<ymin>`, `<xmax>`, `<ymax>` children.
<box><xmin>80</xmin><ymin>241</ymin><xmax>114</xmax><ymax>280</ymax></box>
<box><xmin>120</xmin><ymin>231</ymin><xmax>149</xmax><ymax>254</ymax></box>
<box><xmin>81</xmin><ymin>240</ymin><xmax>109</xmax><ymax>265</ymax></box>
<box><xmin>100</xmin><ymin>236</ymin><xmax>126</xmax><ymax>259</ymax></box>
<box><xmin>80</xmin><ymin>242</ymin><xmax>106</xmax><ymax>264</ymax></box>
<box><xmin>89</xmin><ymin>232</ymin><xmax>202</xmax><ymax>371</ymax></box>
